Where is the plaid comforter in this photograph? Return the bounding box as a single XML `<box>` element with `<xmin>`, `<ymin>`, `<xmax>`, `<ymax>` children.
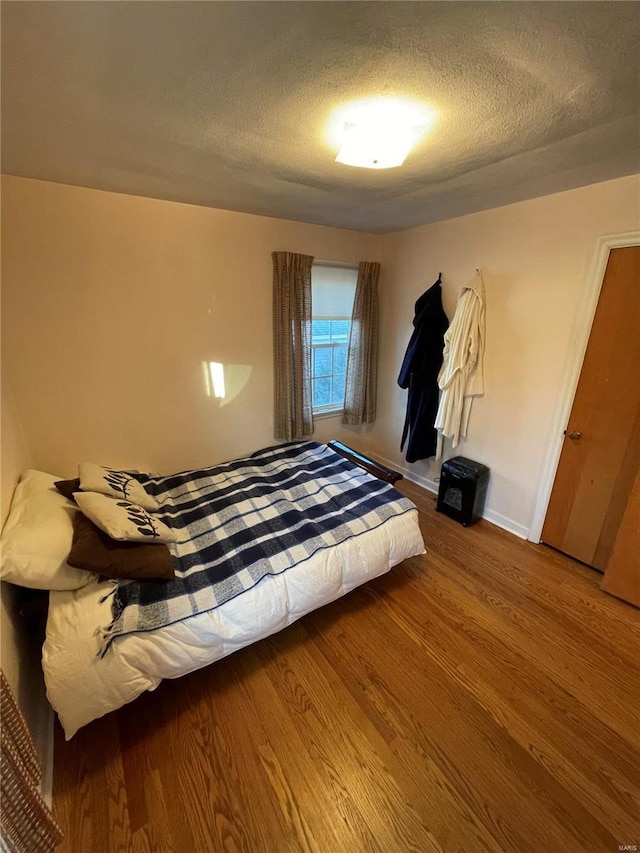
<box><xmin>101</xmin><ymin>441</ymin><xmax>416</xmax><ymax>653</ymax></box>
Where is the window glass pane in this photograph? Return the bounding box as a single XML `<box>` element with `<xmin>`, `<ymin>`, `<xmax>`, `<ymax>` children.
<box><xmin>312</xmin><ymin>320</ymin><xmax>330</xmax><ymax>345</ymax></box>
<box><xmin>333</xmin><ymin>345</ymin><xmax>348</xmax><ymax>376</ymax></box>
<box><xmin>331</xmin><ymin>374</ymin><xmax>346</xmax><ymax>406</ymax></box>
<box><xmin>313</xmin><ymin>347</ymin><xmax>332</xmax><ymax>378</ymax></box>
<box><xmin>310</xmin><ymin>264</ymin><xmax>357</xmax><ymax>412</ymax></box>
<box><xmin>330</xmin><ymin>319</ymin><xmax>350</xmax><ymax>343</ymax></box>
<box><xmin>313</xmin><ymin>377</ymin><xmax>331</xmax><ymax>408</ymax></box>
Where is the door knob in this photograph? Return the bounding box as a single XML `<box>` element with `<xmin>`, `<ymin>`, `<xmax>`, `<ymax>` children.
<box><xmin>566</xmin><ymin>430</ymin><xmax>582</xmax><ymax>441</ymax></box>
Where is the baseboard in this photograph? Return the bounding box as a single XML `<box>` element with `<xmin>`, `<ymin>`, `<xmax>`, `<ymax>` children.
<box><xmin>480</xmin><ymin>508</ymin><xmax>529</xmax><ymax>541</ymax></box>
<box><xmin>374</xmin><ymin>452</ymin><xmax>439</xmax><ymax>494</ymax></box>
<box><xmin>371</xmin><ymin>452</ymin><xmax>529</xmax><ymax>540</ymax></box>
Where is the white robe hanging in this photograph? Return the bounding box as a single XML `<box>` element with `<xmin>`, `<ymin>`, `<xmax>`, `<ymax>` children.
<box><xmin>435</xmin><ymin>270</ymin><xmax>485</xmax><ymax>459</ymax></box>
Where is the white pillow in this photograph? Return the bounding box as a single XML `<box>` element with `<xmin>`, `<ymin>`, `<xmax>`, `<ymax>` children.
<box><xmin>78</xmin><ymin>463</ymin><xmax>158</xmax><ymax>511</ymax></box>
<box><xmin>74</xmin><ymin>493</ymin><xmax>176</xmax><ymax>544</ymax></box>
<box><xmin>0</xmin><ymin>470</ymin><xmax>92</xmax><ymax>590</ymax></box>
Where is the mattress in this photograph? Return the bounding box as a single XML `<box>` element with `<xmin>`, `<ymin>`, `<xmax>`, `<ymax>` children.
<box><xmin>44</xmin><ymin>508</ymin><xmax>424</xmax><ymax>739</ymax></box>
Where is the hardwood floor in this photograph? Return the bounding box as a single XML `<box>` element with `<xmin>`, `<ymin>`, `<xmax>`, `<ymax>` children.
<box><xmin>52</xmin><ymin>481</ymin><xmax>640</xmax><ymax>852</ymax></box>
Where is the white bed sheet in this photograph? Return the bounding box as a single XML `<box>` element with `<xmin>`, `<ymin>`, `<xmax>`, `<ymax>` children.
<box><xmin>43</xmin><ymin>510</ymin><xmax>424</xmax><ymax>739</ymax></box>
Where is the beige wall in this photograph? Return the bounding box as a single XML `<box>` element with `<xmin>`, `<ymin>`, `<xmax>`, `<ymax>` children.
<box><xmin>1</xmin><ymin>176</ymin><xmax>380</xmax><ymax>477</ymax></box>
<box><xmin>374</xmin><ymin>174</ymin><xmax>640</xmax><ymax>536</ymax></box>
<box><xmin>1</xmin><ymin>371</ymin><xmax>32</xmax><ymax>527</ymax></box>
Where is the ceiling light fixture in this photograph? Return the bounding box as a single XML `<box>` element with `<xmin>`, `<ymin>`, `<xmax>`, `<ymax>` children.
<box><xmin>333</xmin><ymin>99</ymin><xmax>434</xmax><ymax>170</ymax></box>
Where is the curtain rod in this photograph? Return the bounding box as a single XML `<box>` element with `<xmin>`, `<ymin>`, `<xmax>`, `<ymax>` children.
<box><xmin>314</xmin><ymin>258</ymin><xmax>360</xmax><ymax>270</ymax></box>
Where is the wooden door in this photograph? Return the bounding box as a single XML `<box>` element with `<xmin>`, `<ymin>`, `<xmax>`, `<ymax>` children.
<box><xmin>542</xmin><ymin>245</ymin><xmax>640</xmax><ymax>571</ymax></box>
<box><xmin>601</xmin><ymin>467</ymin><xmax>640</xmax><ymax>605</ymax></box>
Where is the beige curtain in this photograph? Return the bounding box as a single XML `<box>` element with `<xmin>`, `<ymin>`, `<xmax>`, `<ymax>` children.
<box><xmin>342</xmin><ymin>261</ymin><xmax>380</xmax><ymax>425</ymax></box>
<box><xmin>272</xmin><ymin>251</ymin><xmax>314</xmax><ymax>440</ymax></box>
<box><xmin>1</xmin><ymin>671</ymin><xmax>62</xmax><ymax>853</ymax></box>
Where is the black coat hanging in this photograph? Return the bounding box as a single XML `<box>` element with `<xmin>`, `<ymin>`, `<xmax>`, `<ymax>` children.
<box><xmin>398</xmin><ymin>275</ymin><xmax>449</xmax><ymax>462</ymax></box>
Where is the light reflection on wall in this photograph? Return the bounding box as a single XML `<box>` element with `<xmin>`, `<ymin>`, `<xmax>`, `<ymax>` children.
<box><xmin>209</xmin><ymin>361</ymin><xmax>225</xmax><ymax>398</ymax></box>
<box><xmin>203</xmin><ymin>361</ymin><xmax>252</xmax><ymax>407</ymax></box>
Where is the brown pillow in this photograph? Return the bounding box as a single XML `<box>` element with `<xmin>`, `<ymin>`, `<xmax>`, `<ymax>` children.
<box><xmin>67</xmin><ymin>512</ymin><xmax>176</xmax><ymax>582</ymax></box>
<box><xmin>54</xmin><ymin>478</ymin><xmax>81</xmax><ymax>502</ymax></box>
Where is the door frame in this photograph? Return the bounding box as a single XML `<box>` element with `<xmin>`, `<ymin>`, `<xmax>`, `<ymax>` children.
<box><xmin>528</xmin><ymin>230</ymin><xmax>640</xmax><ymax>544</ymax></box>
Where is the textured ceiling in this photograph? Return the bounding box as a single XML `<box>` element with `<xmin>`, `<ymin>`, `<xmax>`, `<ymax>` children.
<box><xmin>2</xmin><ymin>1</ymin><xmax>639</xmax><ymax>233</ymax></box>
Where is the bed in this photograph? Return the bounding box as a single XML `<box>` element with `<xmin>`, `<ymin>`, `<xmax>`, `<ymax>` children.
<box><xmin>5</xmin><ymin>441</ymin><xmax>425</xmax><ymax>739</ymax></box>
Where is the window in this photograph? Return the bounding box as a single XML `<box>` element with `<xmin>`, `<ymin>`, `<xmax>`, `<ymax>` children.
<box><xmin>311</xmin><ymin>264</ymin><xmax>358</xmax><ymax>414</ymax></box>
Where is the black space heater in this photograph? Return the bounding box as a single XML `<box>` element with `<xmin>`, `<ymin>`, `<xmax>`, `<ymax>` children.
<box><xmin>436</xmin><ymin>457</ymin><xmax>489</xmax><ymax>527</ymax></box>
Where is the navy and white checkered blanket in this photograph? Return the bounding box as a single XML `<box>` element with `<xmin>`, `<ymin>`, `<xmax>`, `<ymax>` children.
<box><xmin>101</xmin><ymin>441</ymin><xmax>417</xmax><ymax>653</ymax></box>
